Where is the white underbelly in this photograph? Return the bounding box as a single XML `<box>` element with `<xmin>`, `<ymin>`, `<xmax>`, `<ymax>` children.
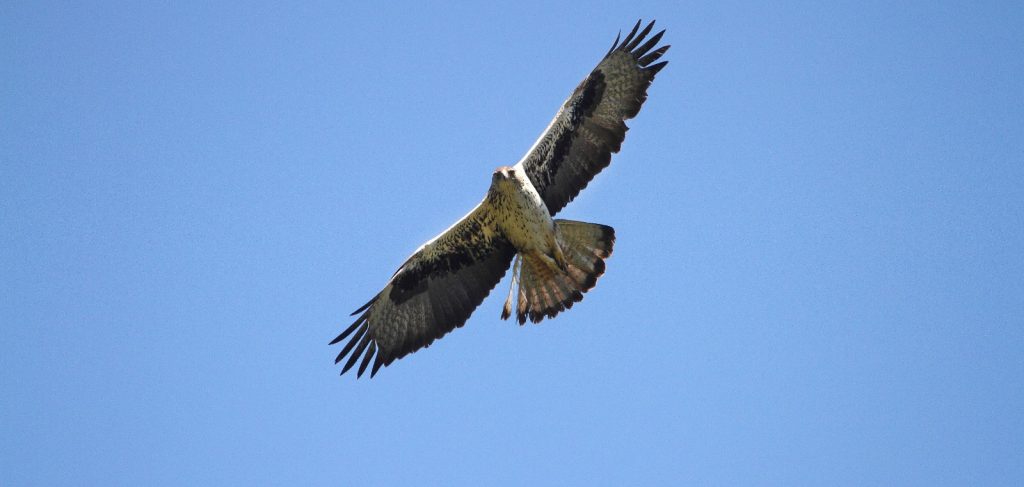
<box><xmin>499</xmin><ymin>187</ymin><xmax>554</xmax><ymax>253</ymax></box>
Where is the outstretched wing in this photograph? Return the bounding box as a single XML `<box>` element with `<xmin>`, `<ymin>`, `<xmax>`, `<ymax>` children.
<box><xmin>515</xmin><ymin>20</ymin><xmax>669</xmax><ymax>215</ymax></box>
<box><xmin>331</xmin><ymin>203</ymin><xmax>515</xmax><ymax>378</ymax></box>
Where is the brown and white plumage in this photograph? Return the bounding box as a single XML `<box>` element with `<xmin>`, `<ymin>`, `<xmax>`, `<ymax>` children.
<box><xmin>332</xmin><ymin>20</ymin><xmax>668</xmax><ymax>377</ymax></box>
<box><xmin>516</xmin><ymin>19</ymin><xmax>669</xmax><ymax>214</ymax></box>
<box><xmin>332</xmin><ymin>204</ymin><xmax>516</xmax><ymax>377</ymax></box>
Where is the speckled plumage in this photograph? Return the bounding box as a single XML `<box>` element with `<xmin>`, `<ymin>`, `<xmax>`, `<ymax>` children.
<box><xmin>332</xmin><ymin>20</ymin><xmax>668</xmax><ymax>377</ymax></box>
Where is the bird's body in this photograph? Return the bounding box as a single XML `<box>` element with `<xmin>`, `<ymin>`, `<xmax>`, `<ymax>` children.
<box><xmin>488</xmin><ymin>166</ymin><xmax>559</xmax><ymax>265</ymax></box>
<box><xmin>332</xmin><ymin>20</ymin><xmax>669</xmax><ymax>377</ymax></box>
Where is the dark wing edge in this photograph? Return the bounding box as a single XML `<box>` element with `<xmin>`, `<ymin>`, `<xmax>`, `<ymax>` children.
<box><xmin>515</xmin><ymin>19</ymin><xmax>669</xmax><ymax>215</ymax></box>
<box><xmin>330</xmin><ymin>205</ymin><xmax>515</xmax><ymax>378</ymax></box>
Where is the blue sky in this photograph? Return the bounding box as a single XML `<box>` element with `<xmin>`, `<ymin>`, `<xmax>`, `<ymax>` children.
<box><xmin>2</xmin><ymin>1</ymin><xmax>1022</xmax><ymax>485</ymax></box>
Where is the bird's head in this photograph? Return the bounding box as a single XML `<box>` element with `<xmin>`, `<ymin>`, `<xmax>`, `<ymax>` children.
<box><xmin>490</xmin><ymin>165</ymin><xmax>521</xmax><ymax>191</ymax></box>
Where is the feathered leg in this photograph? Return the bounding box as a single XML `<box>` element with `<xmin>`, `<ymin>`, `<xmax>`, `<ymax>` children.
<box><xmin>501</xmin><ymin>254</ymin><xmax>522</xmax><ymax>320</ymax></box>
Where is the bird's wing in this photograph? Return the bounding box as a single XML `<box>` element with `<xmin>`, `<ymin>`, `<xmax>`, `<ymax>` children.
<box><xmin>331</xmin><ymin>202</ymin><xmax>515</xmax><ymax>378</ymax></box>
<box><xmin>514</xmin><ymin>20</ymin><xmax>669</xmax><ymax>215</ymax></box>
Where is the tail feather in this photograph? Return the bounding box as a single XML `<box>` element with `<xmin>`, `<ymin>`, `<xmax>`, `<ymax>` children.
<box><xmin>502</xmin><ymin>219</ymin><xmax>615</xmax><ymax>325</ymax></box>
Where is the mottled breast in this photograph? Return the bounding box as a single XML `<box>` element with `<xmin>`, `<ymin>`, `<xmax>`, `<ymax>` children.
<box><xmin>487</xmin><ymin>168</ymin><xmax>555</xmax><ymax>253</ymax></box>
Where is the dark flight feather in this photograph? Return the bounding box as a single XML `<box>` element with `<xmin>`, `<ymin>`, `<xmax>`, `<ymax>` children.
<box><xmin>517</xmin><ymin>19</ymin><xmax>669</xmax><ymax>215</ymax></box>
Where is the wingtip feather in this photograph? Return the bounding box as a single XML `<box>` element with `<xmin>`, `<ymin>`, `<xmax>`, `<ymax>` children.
<box><xmin>350</xmin><ymin>296</ymin><xmax>376</xmax><ymax>316</ymax></box>
<box><xmin>334</xmin><ymin>325</ymin><xmax>367</xmax><ymax>364</ymax></box>
<box><xmin>638</xmin><ymin>45</ymin><xmax>670</xmax><ymax>66</ymax></box>
<box><xmin>624</xmin><ymin>20</ymin><xmax>655</xmax><ymax>51</ymax></box>
<box><xmin>606</xmin><ymin>31</ymin><xmax>622</xmax><ymax>56</ymax></box>
<box><xmin>357</xmin><ymin>342</ymin><xmax>376</xmax><ymax>378</ymax></box>
<box><xmin>329</xmin><ymin>317</ymin><xmax>363</xmax><ymax>345</ymax></box>
<box><xmin>634</xmin><ymin>30</ymin><xmax>665</xmax><ymax>58</ymax></box>
<box><xmin>370</xmin><ymin>354</ymin><xmax>385</xmax><ymax>377</ymax></box>
<box><xmin>647</xmin><ymin>60</ymin><xmax>669</xmax><ymax>76</ymax></box>
<box><xmin>619</xmin><ymin>19</ymin><xmax>643</xmax><ymax>50</ymax></box>
<box><xmin>341</xmin><ymin>333</ymin><xmax>372</xmax><ymax>375</ymax></box>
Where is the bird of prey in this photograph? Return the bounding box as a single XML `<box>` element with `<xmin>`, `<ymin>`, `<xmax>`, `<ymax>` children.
<box><xmin>332</xmin><ymin>20</ymin><xmax>669</xmax><ymax>377</ymax></box>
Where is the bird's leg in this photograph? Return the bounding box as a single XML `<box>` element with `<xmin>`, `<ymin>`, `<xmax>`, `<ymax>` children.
<box><xmin>501</xmin><ymin>254</ymin><xmax>522</xmax><ymax>320</ymax></box>
<box><xmin>553</xmin><ymin>243</ymin><xmax>568</xmax><ymax>273</ymax></box>
<box><xmin>547</xmin><ymin>228</ymin><xmax>569</xmax><ymax>274</ymax></box>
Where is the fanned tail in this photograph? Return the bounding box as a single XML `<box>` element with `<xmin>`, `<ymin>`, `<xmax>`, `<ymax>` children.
<box><xmin>501</xmin><ymin>220</ymin><xmax>615</xmax><ymax>324</ymax></box>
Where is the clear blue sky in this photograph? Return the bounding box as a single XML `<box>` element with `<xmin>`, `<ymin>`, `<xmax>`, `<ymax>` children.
<box><xmin>2</xmin><ymin>2</ymin><xmax>1022</xmax><ymax>485</ymax></box>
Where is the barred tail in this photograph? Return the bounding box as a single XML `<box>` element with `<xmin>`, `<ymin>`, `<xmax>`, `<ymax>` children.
<box><xmin>501</xmin><ymin>220</ymin><xmax>615</xmax><ymax>324</ymax></box>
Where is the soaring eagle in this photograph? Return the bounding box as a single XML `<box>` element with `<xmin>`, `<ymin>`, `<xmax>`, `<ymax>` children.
<box><xmin>332</xmin><ymin>20</ymin><xmax>669</xmax><ymax>377</ymax></box>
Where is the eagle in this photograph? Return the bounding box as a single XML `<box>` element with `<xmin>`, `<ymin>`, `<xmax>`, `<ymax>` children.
<box><xmin>332</xmin><ymin>20</ymin><xmax>669</xmax><ymax>377</ymax></box>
